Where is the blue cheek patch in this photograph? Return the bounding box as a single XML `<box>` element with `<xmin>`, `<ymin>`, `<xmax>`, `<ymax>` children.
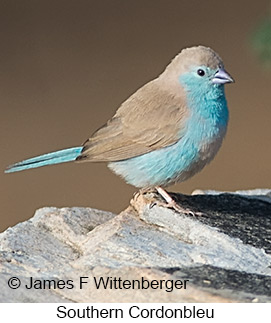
<box><xmin>109</xmin><ymin>69</ymin><xmax>229</xmax><ymax>188</ymax></box>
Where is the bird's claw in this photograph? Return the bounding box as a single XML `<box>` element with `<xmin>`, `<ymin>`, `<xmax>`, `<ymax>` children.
<box><xmin>149</xmin><ymin>197</ymin><xmax>202</xmax><ymax>216</ymax></box>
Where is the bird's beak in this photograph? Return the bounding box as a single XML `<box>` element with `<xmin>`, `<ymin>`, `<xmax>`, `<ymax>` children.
<box><xmin>212</xmin><ymin>68</ymin><xmax>234</xmax><ymax>84</ymax></box>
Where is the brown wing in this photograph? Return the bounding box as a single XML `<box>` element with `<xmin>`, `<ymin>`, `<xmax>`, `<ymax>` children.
<box><xmin>76</xmin><ymin>80</ymin><xmax>188</xmax><ymax>162</ymax></box>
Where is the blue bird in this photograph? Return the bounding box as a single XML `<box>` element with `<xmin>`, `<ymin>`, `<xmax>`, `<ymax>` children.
<box><xmin>5</xmin><ymin>46</ymin><xmax>234</xmax><ymax>212</ymax></box>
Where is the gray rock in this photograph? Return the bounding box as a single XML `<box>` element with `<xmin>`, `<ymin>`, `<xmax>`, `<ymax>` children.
<box><xmin>0</xmin><ymin>190</ymin><xmax>271</xmax><ymax>302</ymax></box>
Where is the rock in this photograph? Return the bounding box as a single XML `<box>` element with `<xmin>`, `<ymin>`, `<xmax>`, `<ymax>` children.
<box><xmin>0</xmin><ymin>189</ymin><xmax>271</xmax><ymax>302</ymax></box>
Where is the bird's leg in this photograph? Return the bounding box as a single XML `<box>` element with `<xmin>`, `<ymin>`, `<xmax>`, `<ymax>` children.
<box><xmin>132</xmin><ymin>187</ymin><xmax>156</xmax><ymax>199</ymax></box>
<box><xmin>132</xmin><ymin>186</ymin><xmax>201</xmax><ymax>216</ymax></box>
<box><xmin>155</xmin><ymin>186</ymin><xmax>175</xmax><ymax>204</ymax></box>
<box><xmin>154</xmin><ymin>186</ymin><xmax>196</xmax><ymax>216</ymax></box>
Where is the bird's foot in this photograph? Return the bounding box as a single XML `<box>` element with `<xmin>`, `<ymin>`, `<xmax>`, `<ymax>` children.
<box><xmin>150</xmin><ymin>199</ymin><xmax>196</xmax><ymax>216</ymax></box>
<box><xmin>130</xmin><ymin>188</ymin><xmax>157</xmax><ymax>212</ymax></box>
<box><xmin>152</xmin><ymin>186</ymin><xmax>202</xmax><ymax>216</ymax></box>
<box><xmin>132</xmin><ymin>187</ymin><xmax>156</xmax><ymax>199</ymax></box>
<box><xmin>131</xmin><ymin>186</ymin><xmax>202</xmax><ymax>216</ymax></box>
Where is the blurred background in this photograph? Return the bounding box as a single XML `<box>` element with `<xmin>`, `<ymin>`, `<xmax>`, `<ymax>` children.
<box><xmin>1</xmin><ymin>0</ymin><xmax>271</xmax><ymax>232</ymax></box>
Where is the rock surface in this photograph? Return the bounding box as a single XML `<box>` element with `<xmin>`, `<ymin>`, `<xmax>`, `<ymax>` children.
<box><xmin>0</xmin><ymin>189</ymin><xmax>271</xmax><ymax>302</ymax></box>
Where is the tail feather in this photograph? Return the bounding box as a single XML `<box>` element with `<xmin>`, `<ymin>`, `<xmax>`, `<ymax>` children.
<box><xmin>5</xmin><ymin>146</ymin><xmax>83</xmax><ymax>173</ymax></box>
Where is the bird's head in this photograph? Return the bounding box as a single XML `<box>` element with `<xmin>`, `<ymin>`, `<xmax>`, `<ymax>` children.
<box><xmin>161</xmin><ymin>45</ymin><xmax>234</xmax><ymax>97</ymax></box>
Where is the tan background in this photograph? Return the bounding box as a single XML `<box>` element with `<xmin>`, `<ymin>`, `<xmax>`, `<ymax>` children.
<box><xmin>1</xmin><ymin>0</ymin><xmax>271</xmax><ymax>232</ymax></box>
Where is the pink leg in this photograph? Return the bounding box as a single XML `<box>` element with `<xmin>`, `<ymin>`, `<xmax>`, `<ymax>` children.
<box><xmin>155</xmin><ymin>186</ymin><xmax>197</xmax><ymax>216</ymax></box>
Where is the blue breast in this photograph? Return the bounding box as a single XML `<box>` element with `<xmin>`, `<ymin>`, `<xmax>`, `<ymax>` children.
<box><xmin>109</xmin><ymin>86</ymin><xmax>229</xmax><ymax>188</ymax></box>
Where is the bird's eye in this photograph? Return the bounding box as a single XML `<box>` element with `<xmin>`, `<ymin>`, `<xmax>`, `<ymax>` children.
<box><xmin>197</xmin><ymin>69</ymin><xmax>205</xmax><ymax>77</ymax></box>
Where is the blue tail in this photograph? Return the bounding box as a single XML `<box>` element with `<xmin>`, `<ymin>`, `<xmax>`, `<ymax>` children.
<box><xmin>5</xmin><ymin>146</ymin><xmax>83</xmax><ymax>173</ymax></box>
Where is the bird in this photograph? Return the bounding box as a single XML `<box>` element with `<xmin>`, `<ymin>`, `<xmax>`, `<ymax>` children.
<box><xmin>5</xmin><ymin>45</ymin><xmax>234</xmax><ymax>213</ymax></box>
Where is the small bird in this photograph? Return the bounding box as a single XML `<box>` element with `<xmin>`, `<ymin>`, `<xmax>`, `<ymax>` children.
<box><xmin>5</xmin><ymin>45</ymin><xmax>234</xmax><ymax>212</ymax></box>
